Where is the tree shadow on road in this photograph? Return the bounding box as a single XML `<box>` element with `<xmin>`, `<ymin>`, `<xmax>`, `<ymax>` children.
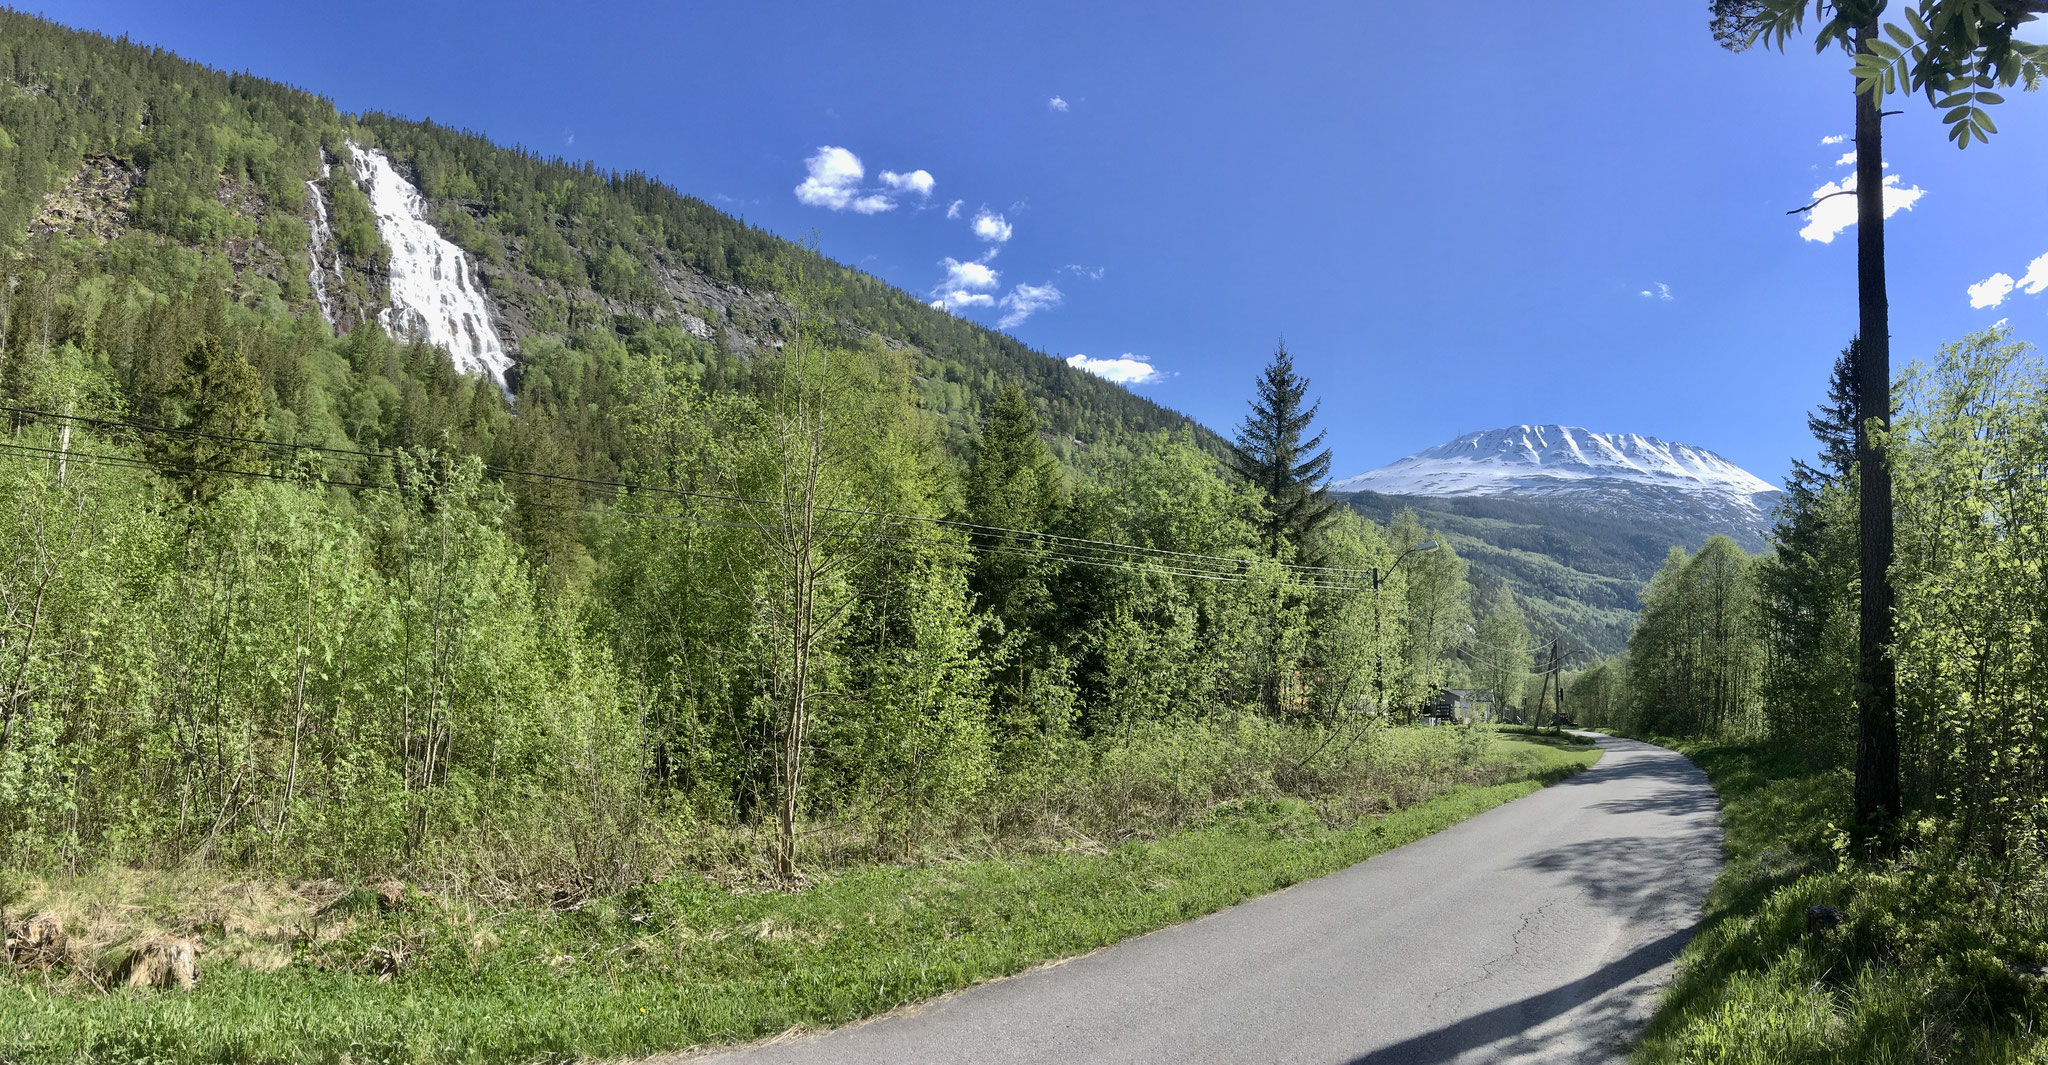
<box><xmin>1341</xmin><ymin>926</ymin><xmax>1696</xmax><ymax>1065</ymax></box>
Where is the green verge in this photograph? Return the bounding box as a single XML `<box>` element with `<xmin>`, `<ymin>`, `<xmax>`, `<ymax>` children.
<box><xmin>1616</xmin><ymin>736</ymin><xmax>2048</xmax><ymax>1065</ymax></box>
<box><xmin>0</xmin><ymin>736</ymin><xmax>1595</xmax><ymax>1065</ymax></box>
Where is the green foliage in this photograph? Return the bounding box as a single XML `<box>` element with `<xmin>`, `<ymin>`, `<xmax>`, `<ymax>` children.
<box><xmin>1628</xmin><ymin>737</ymin><xmax>2048</xmax><ymax>1065</ymax></box>
<box><xmin>1627</xmin><ymin>536</ymin><xmax>1765</xmax><ymax>738</ymax></box>
<box><xmin>1889</xmin><ymin>326</ymin><xmax>2048</xmax><ymax>858</ymax></box>
<box><xmin>1471</xmin><ymin>586</ymin><xmax>1531</xmax><ymax>718</ymax></box>
<box><xmin>0</xmin><ymin>733</ymin><xmax>1594</xmax><ymax>1065</ymax></box>
<box><xmin>1711</xmin><ymin>0</ymin><xmax>2048</xmax><ymax>148</ymax></box>
<box><xmin>1598</xmin><ymin>325</ymin><xmax>2048</xmax><ymax>866</ymax></box>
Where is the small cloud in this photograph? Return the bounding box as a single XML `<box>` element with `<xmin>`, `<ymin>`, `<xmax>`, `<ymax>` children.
<box><xmin>1820</xmin><ymin>134</ymin><xmax>1847</xmax><ymax>146</ymax></box>
<box><xmin>1061</xmin><ymin>264</ymin><xmax>1105</xmax><ymax>281</ymax></box>
<box><xmin>2020</xmin><ymin>252</ymin><xmax>2048</xmax><ymax>295</ymax></box>
<box><xmin>945</xmin><ymin>199</ymin><xmax>964</xmax><ymax>219</ymax></box>
<box><xmin>880</xmin><ymin>169</ymin><xmax>935</xmax><ymax>197</ymax></box>
<box><xmin>1066</xmin><ymin>353</ymin><xmax>1160</xmax><ymax>385</ymax></box>
<box><xmin>972</xmin><ymin>209</ymin><xmax>1014</xmax><ymax>242</ymax></box>
<box><xmin>794</xmin><ymin>146</ymin><xmax>933</xmax><ymax>213</ymax></box>
<box><xmin>931</xmin><ymin>256</ymin><xmax>1000</xmax><ymax>311</ymax></box>
<box><xmin>1833</xmin><ymin>151</ymin><xmax>1857</xmax><ymax>166</ymax></box>
<box><xmin>1798</xmin><ymin>172</ymin><xmax>1925</xmax><ymax>244</ymax></box>
<box><xmin>1639</xmin><ymin>282</ymin><xmax>1673</xmax><ymax>302</ymax></box>
<box><xmin>945</xmin><ymin>258</ymin><xmax>998</xmax><ymax>290</ymax></box>
<box><xmin>564</xmin><ymin>129</ymin><xmax>576</xmax><ymax>146</ymax></box>
<box><xmin>795</xmin><ymin>146</ymin><xmax>869</xmax><ymax>211</ymax></box>
<box><xmin>1969</xmin><ymin>252</ymin><xmax>2048</xmax><ymax>309</ymax></box>
<box><xmin>998</xmin><ymin>282</ymin><xmax>1062</xmax><ymax>328</ymax></box>
<box><xmin>1969</xmin><ymin>273</ymin><xmax>2016</xmax><ymax>309</ymax></box>
<box><xmin>1048</xmin><ymin>95</ymin><xmax>1070</xmax><ymax>112</ymax></box>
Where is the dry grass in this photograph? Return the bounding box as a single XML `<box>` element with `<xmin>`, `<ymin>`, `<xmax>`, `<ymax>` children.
<box><xmin>0</xmin><ymin>868</ymin><xmax>372</xmax><ymax>991</ymax></box>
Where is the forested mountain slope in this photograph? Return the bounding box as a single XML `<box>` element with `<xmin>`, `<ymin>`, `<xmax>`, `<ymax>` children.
<box><xmin>0</xmin><ymin>8</ymin><xmax>1210</xmax><ymax>468</ymax></box>
<box><xmin>3</xmin><ymin>8</ymin><xmax>1490</xmax><ymax>899</ymax></box>
<box><xmin>1338</xmin><ymin>487</ymin><xmax>1749</xmax><ymax>658</ymax></box>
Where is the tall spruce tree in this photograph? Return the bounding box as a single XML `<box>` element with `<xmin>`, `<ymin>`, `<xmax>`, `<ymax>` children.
<box><xmin>1758</xmin><ymin>345</ymin><xmax>1862</xmax><ymax>763</ymax></box>
<box><xmin>1231</xmin><ymin>341</ymin><xmax>1338</xmax><ymax>556</ymax></box>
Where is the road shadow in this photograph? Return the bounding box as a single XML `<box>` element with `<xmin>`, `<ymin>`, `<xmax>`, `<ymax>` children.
<box><xmin>1341</xmin><ymin>926</ymin><xmax>1696</xmax><ymax>1065</ymax></box>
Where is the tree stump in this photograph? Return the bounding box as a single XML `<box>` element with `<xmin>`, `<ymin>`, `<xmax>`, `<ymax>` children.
<box><xmin>3</xmin><ymin>914</ymin><xmax>68</xmax><ymax>970</ymax></box>
<box><xmin>124</xmin><ymin>935</ymin><xmax>200</xmax><ymax>991</ymax></box>
<box><xmin>1804</xmin><ymin>904</ymin><xmax>1847</xmax><ymax>935</ymax></box>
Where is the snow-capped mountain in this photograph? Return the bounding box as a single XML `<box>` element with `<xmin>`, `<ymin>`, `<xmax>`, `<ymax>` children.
<box><xmin>1331</xmin><ymin>425</ymin><xmax>1783</xmax><ymax>544</ymax></box>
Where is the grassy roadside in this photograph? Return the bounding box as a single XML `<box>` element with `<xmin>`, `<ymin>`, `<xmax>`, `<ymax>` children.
<box><xmin>1611</xmin><ymin>735</ymin><xmax>2048</xmax><ymax>1064</ymax></box>
<box><xmin>1</xmin><ymin>733</ymin><xmax>1594</xmax><ymax>1065</ymax></box>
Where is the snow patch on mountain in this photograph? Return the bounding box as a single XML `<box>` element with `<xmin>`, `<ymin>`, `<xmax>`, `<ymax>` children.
<box><xmin>1332</xmin><ymin>424</ymin><xmax>1783</xmax><ymax>540</ymax></box>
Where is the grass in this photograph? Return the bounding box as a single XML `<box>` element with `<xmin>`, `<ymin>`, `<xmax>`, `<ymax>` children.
<box><xmin>0</xmin><ymin>732</ymin><xmax>1595</xmax><ymax>1065</ymax></box>
<box><xmin>1617</xmin><ymin>736</ymin><xmax>2048</xmax><ymax>1065</ymax></box>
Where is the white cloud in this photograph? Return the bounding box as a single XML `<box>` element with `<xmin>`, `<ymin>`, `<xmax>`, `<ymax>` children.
<box><xmin>1798</xmin><ymin>172</ymin><xmax>1926</xmax><ymax>243</ymax></box>
<box><xmin>2020</xmin><ymin>253</ymin><xmax>2048</xmax><ymax>295</ymax></box>
<box><xmin>933</xmin><ymin>291</ymin><xmax>996</xmax><ymax>311</ymax></box>
<box><xmin>998</xmin><ymin>282</ymin><xmax>1062</xmax><ymax>328</ymax></box>
<box><xmin>972</xmin><ymin>209</ymin><xmax>1014</xmax><ymax>242</ymax></box>
<box><xmin>1833</xmin><ymin>151</ymin><xmax>1857</xmax><ymax>167</ymax></box>
<box><xmin>880</xmin><ymin>169</ymin><xmax>935</xmax><ymax>197</ymax></box>
<box><xmin>794</xmin><ymin>146</ymin><xmax>934</xmax><ymax>213</ymax></box>
<box><xmin>1968</xmin><ymin>253</ymin><xmax>2048</xmax><ymax>309</ymax></box>
<box><xmin>930</xmin><ymin>256</ymin><xmax>1000</xmax><ymax>312</ymax></box>
<box><xmin>1969</xmin><ymin>273</ymin><xmax>2017</xmax><ymax>309</ymax></box>
<box><xmin>1048</xmin><ymin>95</ymin><xmax>1070</xmax><ymax>112</ymax></box>
<box><xmin>1820</xmin><ymin>134</ymin><xmax>1847</xmax><ymax>145</ymax></box>
<box><xmin>944</xmin><ymin>258</ymin><xmax>998</xmax><ymax>290</ymax></box>
<box><xmin>945</xmin><ymin>199</ymin><xmax>964</xmax><ymax>219</ymax></box>
<box><xmin>1061</xmin><ymin>264</ymin><xmax>1105</xmax><ymax>281</ymax></box>
<box><xmin>794</xmin><ymin>146</ymin><xmax>868</xmax><ymax>211</ymax></box>
<box><xmin>1639</xmin><ymin>282</ymin><xmax>1673</xmax><ymax>301</ymax></box>
<box><xmin>1066</xmin><ymin>353</ymin><xmax>1160</xmax><ymax>385</ymax></box>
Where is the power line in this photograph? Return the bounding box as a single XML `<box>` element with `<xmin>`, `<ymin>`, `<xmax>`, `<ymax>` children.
<box><xmin>0</xmin><ymin>431</ymin><xmax>1379</xmax><ymax>592</ymax></box>
<box><xmin>2</xmin><ymin>403</ymin><xmax>1393</xmax><ymax>583</ymax></box>
<box><xmin>523</xmin><ymin>500</ymin><xmax>1376</xmax><ymax>590</ymax></box>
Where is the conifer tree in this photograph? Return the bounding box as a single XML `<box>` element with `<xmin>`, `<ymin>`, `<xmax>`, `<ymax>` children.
<box><xmin>1231</xmin><ymin>341</ymin><xmax>1337</xmax><ymax>556</ymax></box>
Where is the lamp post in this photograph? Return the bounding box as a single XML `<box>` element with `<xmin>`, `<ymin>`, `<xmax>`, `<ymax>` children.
<box><xmin>1371</xmin><ymin>539</ymin><xmax>1438</xmax><ymax>723</ymax></box>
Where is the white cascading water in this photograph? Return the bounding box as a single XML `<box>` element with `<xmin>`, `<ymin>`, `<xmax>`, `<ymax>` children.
<box><xmin>303</xmin><ymin>162</ymin><xmax>342</xmax><ymax>328</ymax></box>
<box><xmin>346</xmin><ymin>142</ymin><xmax>514</xmax><ymax>396</ymax></box>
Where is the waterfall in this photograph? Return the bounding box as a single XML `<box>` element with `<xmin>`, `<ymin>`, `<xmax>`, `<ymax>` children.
<box><xmin>346</xmin><ymin>141</ymin><xmax>514</xmax><ymax>397</ymax></box>
<box><xmin>304</xmin><ymin>161</ymin><xmax>342</xmax><ymax>328</ymax></box>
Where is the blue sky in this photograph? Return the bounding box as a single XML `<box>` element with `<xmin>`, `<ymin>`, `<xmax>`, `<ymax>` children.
<box><xmin>32</xmin><ymin>0</ymin><xmax>2048</xmax><ymax>485</ymax></box>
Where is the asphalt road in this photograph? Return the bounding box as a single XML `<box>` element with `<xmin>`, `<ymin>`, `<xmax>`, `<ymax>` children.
<box><xmin>674</xmin><ymin>733</ymin><xmax>1723</xmax><ymax>1065</ymax></box>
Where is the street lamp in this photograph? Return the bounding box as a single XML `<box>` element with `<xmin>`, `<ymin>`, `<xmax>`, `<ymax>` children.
<box><xmin>1371</xmin><ymin>540</ymin><xmax>1438</xmax><ymax>722</ymax></box>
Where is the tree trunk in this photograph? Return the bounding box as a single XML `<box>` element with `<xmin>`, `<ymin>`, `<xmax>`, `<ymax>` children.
<box><xmin>1851</xmin><ymin>21</ymin><xmax>1902</xmax><ymax>833</ymax></box>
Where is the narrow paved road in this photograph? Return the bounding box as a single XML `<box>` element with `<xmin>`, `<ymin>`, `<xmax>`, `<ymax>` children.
<box><xmin>675</xmin><ymin>734</ymin><xmax>1722</xmax><ymax>1065</ymax></box>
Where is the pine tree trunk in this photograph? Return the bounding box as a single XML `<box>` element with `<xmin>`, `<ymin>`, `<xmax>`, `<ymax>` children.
<box><xmin>1851</xmin><ymin>20</ymin><xmax>1902</xmax><ymax>833</ymax></box>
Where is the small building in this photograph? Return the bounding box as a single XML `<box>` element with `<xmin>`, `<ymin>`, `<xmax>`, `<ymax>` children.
<box><xmin>1423</xmin><ymin>688</ymin><xmax>1494</xmax><ymax>725</ymax></box>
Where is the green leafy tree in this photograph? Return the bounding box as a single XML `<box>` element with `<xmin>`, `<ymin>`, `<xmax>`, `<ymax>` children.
<box><xmin>1472</xmin><ymin>587</ymin><xmax>1531</xmax><ymax>722</ymax></box>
